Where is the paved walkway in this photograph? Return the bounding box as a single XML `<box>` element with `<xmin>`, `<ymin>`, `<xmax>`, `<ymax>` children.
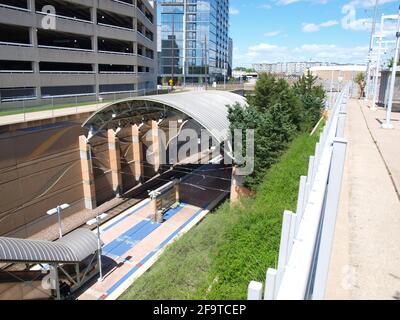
<box><xmin>326</xmin><ymin>99</ymin><xmax>400</xmax><ymax>300</ymax></box>
<box><xmin>0</xmin><ymin>103</ymin><xmax>107</xmax><ymax>126</ymax></box>
<box><xmin>77</xmin><ymin>165</ymin><xmax>230</xmax><ymax>300</ymax></box>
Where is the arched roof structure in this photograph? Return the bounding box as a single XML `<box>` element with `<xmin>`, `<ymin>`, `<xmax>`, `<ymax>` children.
<box><xmin>82</xmin><ymin>90</ymin><xmax>247</xmax><ymax>146</ymax></box>
<box><xmin>0</xmin><ymin>229</ymin><xmax>98</xmax><ymax>264</ymax></box>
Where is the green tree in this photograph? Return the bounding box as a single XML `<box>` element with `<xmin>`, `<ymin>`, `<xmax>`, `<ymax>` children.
<box><xmin>355</xmin><ymin>72</ymin><xmax>364</xmax><ymax>84</ymax></box>
<box><xmin>293</xmin><ymin>70</ymin><xmax>325</xmax><ymax>99</ymax></box>
<box><xmin>250</xmin><ymin>73</ymin><xmax>303</xmax><ymax>130</ymax></box>
<box><xmin>292</xmin><ymin>70</ymin><xmax>325</xmax><ymax>130</ymax></box>
<box><xmin>228</xmin><ymin>72</ymin><xmax>327</xmax><ymax>190</ymax></box>
<box><xmin>387</xmin><ymin>57</ymin><xmax>400</xmax><ymax>68</ymax></box>
<box><xmin>234</xmin><ymin>67</ymin><xmax>256</xmax><ymax>73</ymax></box>
<box><xmin>228</xmin><ymin>100</ymin><xmax>296</xmax><ymax>189</ymax></box>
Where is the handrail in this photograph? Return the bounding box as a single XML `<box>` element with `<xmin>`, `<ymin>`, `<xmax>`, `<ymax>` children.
<box><xmin>0</xmin><ymin>4</ymin><xmax>30</xmax><ymax>12</ymax></box>
<box><xmin>35</xmin><ymin>11</ymin><xmax>93</xmax><ymax>24</ymax></box>
<box><xmin>38</xmin><ymin>45</ymin><xmax>94</xmax><ymax>52</ymax></box>
<box><xmin>39</xmin><ymin>71</ymin><xmax>95</xmax><ymax>74</ymax></box>
<box><xmin>248</xmin><ymin>83</ymin><xmax>351</xmax><ymax>300</ymax></box>
<box><xmin>97</xmin><ymin>22</ymin><xmax>134</xmax><ymax>32</ymax></box>
<box><xmin>0</xmin><ymin>70</ymin><xmax>34</xmax><ymax>74</ymax></box>
<box><xmin>98</xmin><ymin>50</ymin><xmax>136</xmax><ymax>56</ymax></box>
<box><xmin>0</xmin><ymin>42</ymin><xmax>33</xmax><ymax>47</ymax></box>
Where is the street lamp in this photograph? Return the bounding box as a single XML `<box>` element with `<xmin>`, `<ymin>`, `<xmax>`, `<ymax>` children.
<box><xmin>382</xmin><ymin>7</ymin><xmax>400</xmax><ymax>129</ymax></box>
<box><xmin>86</xmin><ymin>213</ymin><xmax>108</xmax><ymax>282</ymax></box>
<box><xmin>47</xmin><ymin>203</ymin><xmax>70</xmax><ymax>239</ymax></box>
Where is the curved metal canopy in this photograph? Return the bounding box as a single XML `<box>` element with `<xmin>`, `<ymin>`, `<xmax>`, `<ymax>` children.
<box><xmin>0</xmin><ymin>229</ymin><xmax>99</xmax><ymax>264</ymax></box>
<box><xmin>83</xmin><ymin>90</ymin><xmax>247</xmax><ymax>145</ymax></box>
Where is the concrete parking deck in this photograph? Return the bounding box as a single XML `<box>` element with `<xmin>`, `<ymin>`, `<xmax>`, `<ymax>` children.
<box><xmin>326</xmin><ymin>99</ymin><xmax>400</xmax><ymax>300</ymax></box>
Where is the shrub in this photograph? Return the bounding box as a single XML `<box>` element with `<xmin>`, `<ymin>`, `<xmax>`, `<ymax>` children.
<box><xmin>229</xmin><ymin>72</ymin><xmax>324</xmax><ymax>190</ymax></box>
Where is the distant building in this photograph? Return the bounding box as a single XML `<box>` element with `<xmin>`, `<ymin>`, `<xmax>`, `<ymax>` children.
<box><xmin>308</xmin><ymin>65</ymin><xmax>367</xmax><ymax>82</ymax></box>
<box><xmin>253</xmin><ymin>62</ymin><xmax>325</xmax><ymax>76</ymax></box>
<box><xmin>159</xmin><ymin>0</ymin><xmax>230</xmax><ymax>84</ymax></box>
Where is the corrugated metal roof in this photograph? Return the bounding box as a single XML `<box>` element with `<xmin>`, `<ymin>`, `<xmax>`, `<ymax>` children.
<box><xmin>0</xmin><ymin>229</ymin><xmax>98</xmax><ymax>264</ymax></box>
<box><xmin>83</xmin><ymin>90</ymin><xmax>247</xmax><ymax>145</ymax></box>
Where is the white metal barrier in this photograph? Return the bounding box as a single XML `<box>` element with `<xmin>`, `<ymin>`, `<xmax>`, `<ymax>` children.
<box><xmin>248</xmin><ymin>83</ymin><xmax>350</xmax><ymax>300</ymax></box>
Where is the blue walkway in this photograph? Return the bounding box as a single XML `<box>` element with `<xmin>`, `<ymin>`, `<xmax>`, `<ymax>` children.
<box><xmin>102</xmin><ymin>203</ymin><xmax>187</xmax><ymax>260</ymax></box>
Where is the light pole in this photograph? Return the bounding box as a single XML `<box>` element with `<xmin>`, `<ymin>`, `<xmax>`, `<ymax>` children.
<box><xmin>47</xmin><ymin>203</ymin><xmax>70</xmax><ymax>239</ymax></box>
<box><xmin>382</xmin><ymin>7</ymin><xmax>400</xmax><ymax>129</ymax></box>
<box><xmin>365</xmin><ymin>0</ymin><xmax>380</xmax><ymax>101</ymax></box>
<box><xmin>87</xmin><ymin>213</ymin><xmax>108</xmax><ymax>282</ymax></box>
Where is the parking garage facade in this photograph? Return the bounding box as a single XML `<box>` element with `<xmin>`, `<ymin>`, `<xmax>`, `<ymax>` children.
<box><xmin>0</xmin><ymin>0</ymin><xmax>157</xmax><ymax>108</ymax></box>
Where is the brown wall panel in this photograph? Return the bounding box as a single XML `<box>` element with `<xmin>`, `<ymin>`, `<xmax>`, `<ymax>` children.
<box><xmin>0</xmin><ymin>121</ymin><xmax>86</xmax><ymax>237</ymax></box>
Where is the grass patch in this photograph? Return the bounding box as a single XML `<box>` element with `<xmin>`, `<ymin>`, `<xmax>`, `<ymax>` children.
<box><xmin>120</xmin><ymin>127</ymin><xmax>321</xmax><ymax>300</ymax></box>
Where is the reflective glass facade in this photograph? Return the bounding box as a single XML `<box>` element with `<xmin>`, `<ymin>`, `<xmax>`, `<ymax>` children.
<box><xmin>159</xmin><ymin>0</ymin><xmax>229</xmax><ymax>83</ymax></box>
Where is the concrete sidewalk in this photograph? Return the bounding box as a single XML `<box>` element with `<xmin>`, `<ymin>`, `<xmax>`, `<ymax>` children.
<box><xmin>0</xmin><ymin>102</ymin><xmax>107</xmax><ymax>126</ymax></box>
<box><xmin>326</xmin><ymin>99</ymin><xmax>400</xmax><ymax>300</ymax></box>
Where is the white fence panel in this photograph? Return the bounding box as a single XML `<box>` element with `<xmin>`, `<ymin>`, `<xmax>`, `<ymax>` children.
<box><xmin>249</xmin><ymin>83</ymin><xmax>350</xmax><ymax>300</ymax></box>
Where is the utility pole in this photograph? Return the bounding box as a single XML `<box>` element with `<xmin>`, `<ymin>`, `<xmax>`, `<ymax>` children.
<box><xmin>365</xmin><ymin>0</ymin><xmax>380</xmax><ymax>101</ymax></box>
<box><xmin>372</xmin><ymin>15</ymin><xmax>384</xmax><ymax>111</ymax></box>
<box><xmin>382</xmin><ymin>6</ymin><xmax>400</xmax><ymax>129</ymax></box>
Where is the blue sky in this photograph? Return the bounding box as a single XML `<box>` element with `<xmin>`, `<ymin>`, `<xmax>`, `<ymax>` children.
<box><xmin>229</xmin><ymin>0</ymin><xmax>399</xmax><ymax>67</ymax></box>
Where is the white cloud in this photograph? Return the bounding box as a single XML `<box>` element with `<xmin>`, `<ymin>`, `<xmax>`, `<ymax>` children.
<box><xmin>234</xmin><ymin>42</ymin><xmax>369</xmax><ymax>67</ymax></box>
<box><xmin>264</xmin><ymin>31</ymin><xmax>281</xmax><ymax>37</ymax></box>
<box><xmin>302</xmin><ymin>20</ymin><xmax>338</xmax><ymax>32</ymax></box>
<box><xmin>276</xmin><ymin>0</ymin><xmax>301</xmax><ymax>5</ymax></box>
<box><xmin>341</xmin><ymin>3</ymin><xmax>371</xmax><ymax>31</ymax></box>
<box><xmin>229</xmin><ymin>7</ymin><xmax>240</xmax><ymax>15</ymax></box>
<box><xmin>340</xmin><ymin>0</ymin><xmax>397</xmax><ymax>32</ymax></box>
<box><xmin>275</xmin><ymin>0</ymin><xmax>329</xmax><ymax>5</ymax></box>
<box><xmin>320</xmin><ymin>20</ymin><xmax>339</xmax><ymax>27</ymax></box>
<box><xmin>302</xmin><ymin>23</ymin><xmax>320</xmax><ymax>32</ymax></box>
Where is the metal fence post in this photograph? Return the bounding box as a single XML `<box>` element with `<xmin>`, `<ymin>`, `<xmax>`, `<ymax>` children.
<box><xmin>312</xmin><ymin>138</ymin><xmax>348</xmax><ymax>300</ymax></box>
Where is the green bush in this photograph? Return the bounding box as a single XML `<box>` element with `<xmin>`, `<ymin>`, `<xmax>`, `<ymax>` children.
<box><xmin>229</xmin><ymin>72</ymin><xmax>324</xmax><ymax>190</ymax></box>
<box><xmin>120</xmin><ymin>129</ymin><xmax>321</xmax><ymax>300</ymax></box>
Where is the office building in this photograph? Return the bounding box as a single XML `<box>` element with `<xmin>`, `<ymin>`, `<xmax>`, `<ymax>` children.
<box><xmin>227</xmin><ymin>37</ymin><xmax>233</xmax><ymax>78</ymax></box>
<box><xmin>159</xmin><ymin>0</ymin><xmax>230</xmax><ymax>84</ymax></box>
<box><xmin>0</xmin><ymin>0</ymin><xmax>157</xmax><ymax>107</ymax></box>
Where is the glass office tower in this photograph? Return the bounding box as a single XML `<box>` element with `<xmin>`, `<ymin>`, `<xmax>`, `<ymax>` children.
<box><xmin>159</xmin><ymin>0</ymin><xmax>229</xmax><ymax>84</ymax></box>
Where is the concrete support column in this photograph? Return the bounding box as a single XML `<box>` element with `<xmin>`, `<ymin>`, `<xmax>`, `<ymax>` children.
<box><xmin>230</xmin><ymin>167</ymin><xmax>245</xmax><ymax>204</ymax></box>
<box><xmin>108</xmin><ymin>129</ymin><xmax>122</xmax><ymax>197</ymax></box>
<box><xmin>91</xmin><ymin>4</ymin><xmax>99</xmax><ymax>100</ymax></box>
<box><xmin>79</xmin><ymin>136</ymin><xmax>97</xmax><ymax>210</ymax></box>
<box><xmin>132</xmin><ymin>125</ymin><xmax>143</xmax><ymax>183</ymax></box>
<box><xmin>29</xmin><ymin>0</ymin><xmax>35</xmax><ymax>12</ymax></box>
<box><xmin>151</xmin><ymin>120</ymin><xmax>161</xmax><ymax>173</ymax></box>
<box><xmin>174</xmin><ymin>179</ymin><xmax>180</xmax><ymax>203</ymax></box>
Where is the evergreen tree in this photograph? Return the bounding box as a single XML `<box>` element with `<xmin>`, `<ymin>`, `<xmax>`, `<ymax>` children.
<box><xmin>250</xmin><ymin>73</ymin><xmax>303</xmax><ymax>130</ymax></box>
<box><xmin>293</xmin><ymin>70</ymin><xmax>325</xmax><ymax>130</ymax></box>
<box><xmin>228</xmin><ymin>72</ymin><xmax>326</xmax><ymax>190</ymax></box>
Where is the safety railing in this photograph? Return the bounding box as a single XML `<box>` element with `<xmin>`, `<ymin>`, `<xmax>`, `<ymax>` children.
<box><xmin>248</xmin><ymin>83</ymin><xmax>350</xmax><ymax>300</ymax></box>
<box><xmin>0</xmin><ymin>89</ymin><xmax>154</xmax><ymax>126</ymax></box>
